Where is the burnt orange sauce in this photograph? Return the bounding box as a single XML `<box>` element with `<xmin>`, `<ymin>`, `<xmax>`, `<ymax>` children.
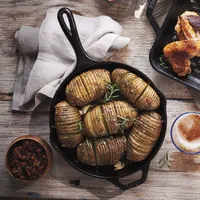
<box><xmin>178</xmin><ymin>114</ymin><xmax>200</xmax><ymax>142</ymax></box>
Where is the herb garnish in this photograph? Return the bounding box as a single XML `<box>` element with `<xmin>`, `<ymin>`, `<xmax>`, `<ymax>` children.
<box><xmin>117</xmin><ymin>115</ymin><xmax>132</xmax><ymax>133</ymax></box>
<box><xmin>159</xmin><ymin>151</ymin><xmax>171</xmax><ymax>169</ymax></box>
<box><xmin>102</xmin><ymin>83</ymin><xmax>120</xmax><ymax>103</ymax></box>
<box><xmin>159</xmin><ymin>55</ymin><xmax>170</xmax><ymax>69</ymax></box>
<box><xmin>76</xmin><ymin>121</ymin><xmax>84</xmax><ymax>132</ymax></box>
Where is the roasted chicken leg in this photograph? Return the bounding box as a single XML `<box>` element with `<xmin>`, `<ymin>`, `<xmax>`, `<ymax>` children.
<box><xmin>164</xmin><ymin>40</ymin><xmax>200</xmax><ymax>76</ymax></box>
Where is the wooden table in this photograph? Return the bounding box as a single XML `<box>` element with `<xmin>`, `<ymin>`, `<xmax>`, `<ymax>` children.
<box><xmin>1</xmin><ymin>0</ymin><xmax>199</xmax><ymax>199</ymax></box>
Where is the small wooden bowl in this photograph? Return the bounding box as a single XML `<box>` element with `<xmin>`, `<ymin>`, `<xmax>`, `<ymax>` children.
<box><xmin>5</xmin><ymin>135</ymin><xmax>53</xmax><ymax>182</ymax></box>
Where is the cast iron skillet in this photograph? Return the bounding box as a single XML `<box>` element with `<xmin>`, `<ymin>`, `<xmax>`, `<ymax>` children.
<box><xmin>147</xmin><ymin>0</ymin><xmax>200</xmax><ymax>91</ymax></box>
<box><xmin>49</xmin><ymin>7</ymin><xmax>167</xmax><ymax>190</ymax></box>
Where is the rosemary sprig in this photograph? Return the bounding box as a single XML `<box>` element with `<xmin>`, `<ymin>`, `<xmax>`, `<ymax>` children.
<box><xmin>117</xmin><ymin>115</ymin><xmax>130</xmax><ymax>133</ymax></box>
<box><xmin>158</xmin><ymin>151</ymin><xmax>171</xmax><ymax>169</ymax></box>
<box><xmin>76</xmin><ymin>121</ymin><xmax>84</xmax><ymax>132</ymax></box>
<box><xmin>102</xmin><ymin>83</ymin><xmax>120</xmax><ymax>103</ymax></box>
<box><xmin>159</xmin><ymin>55</ymin><xmax>170</xmax><ymax>69</ymax></box>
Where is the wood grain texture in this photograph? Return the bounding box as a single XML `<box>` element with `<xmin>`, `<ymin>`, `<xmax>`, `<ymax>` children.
<box><xmin>0</xmin><ymin>100</ymin><xmax>200</xmax><ymax>200</ymax></box>
<box><xmin>0</xmin><ymin>0</ymin><xmax>192</xmax><ymax>99</ymax></box>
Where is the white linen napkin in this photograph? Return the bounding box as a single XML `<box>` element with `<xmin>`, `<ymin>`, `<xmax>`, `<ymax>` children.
<box><xmin>13</xmin><ymin>8</ymin><xmax>130</xmax><ymax>111</ymax></box>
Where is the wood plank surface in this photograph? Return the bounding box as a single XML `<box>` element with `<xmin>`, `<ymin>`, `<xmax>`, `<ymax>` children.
<box><xmin>1</xmin><ymin>99</ymin><xmax>200</xmax><ymax>200</ymax></box>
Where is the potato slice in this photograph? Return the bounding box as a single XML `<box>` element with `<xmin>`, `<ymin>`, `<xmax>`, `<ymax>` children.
<box><xmin>77</xmin><ymin>141</ymin><xmax>96</xmax><ymax>166</ymax></box>
<box><xmin>55</xmin><ymin>101</ymin><xmax>80</xmax><ymax>124</ymax></box>
<box><xmin>102</xmin><ymin>102</ymin><xmax>119</xmax><ymax>135</ymax></box>
<box><xmin>114</xmin><ymin>101</ymin><xmax>138</xmax><ymax>129</ymax></box>
<box><xmin>93</xmin><ymin>139</ymin><xmax>106</xmax><ymax>166</ymax></box>
<box><xmin>112</xmin><ymin>68</ymin><xmax>160</xmax><ymax>110</ymax></box>
<box><xmin>126</xmin><ymin>112</ymin><xmax>162</xmax><ymax>162</ymax></box>
<box><xmin>54</xmin><ymin>101</ymin><xmax>83</xmax><ymax>148</ymax></box>
<box><xmin>77</xmin><ymin>136</ymin><xmax>126</xmax><ymax>166</ymax></box>
<box><xmin>66</xmin><ymin>69</ymin><xmax>111</xmax><ymax>106</ymax></box>
<box><xmin>112</xmin><ymin>69</ymin><xmax>148</xmax><ymax>104</ymax></box>
<box><xmin>84</xmin><ymin>101</ymin><xmax>138</xmax><ymax>137</ymax></box>
<box><xmin>107</xmin><ymin>136</ymin><xmax>126</xmax><ymax>165</ymax></box>
<box><xmin>66</xmin><ymin>76</ymin><xmax>90</xmax><ymax>106</ymax></box>
<box><xmin>83</xmin><ymin>110</ymin><xmax>96</xmax><ymax>137</ymax></box>
<box><xmin>128</xmin><ymin>134</ymin><xmax>153</xmax><ymax>153</ymax></box>
<box><xmin>135</xmin><ymin>85</ymin><xmax>160</xmax><ymax>110</ymax></box>
<box><xmin>112</xmin><ymin>68</ymin><xmax>129</xmax><ymax>84</ymax></box>
<box><xmin>80</xmin><ymin>71</ymin><xmax>98</xmax><ymax>100</ymax></box>
<box><xmin>58</xmin><ymin>134</ymin><xmax>83</xmax><ymax>148</ymax></box>
<box><xmin>131</xmin><ymin>126</ymin><xmax>155</xmax><ymax>143</ymax></box>
<box><xmin>92</xmin><ymin>106</ymin><xmax>108</xmax><ymax>137</ymax></box>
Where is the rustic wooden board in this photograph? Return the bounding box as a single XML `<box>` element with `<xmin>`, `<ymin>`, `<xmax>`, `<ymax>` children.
<box><xmin>0</xmin><ymin>99</ymin><xmax>200</xmax><ymax>200</ymax></box>
<box><xmin>0</xmin><ymin>0</ymin><xmax>192</xmax><ymax>99</ymax></box>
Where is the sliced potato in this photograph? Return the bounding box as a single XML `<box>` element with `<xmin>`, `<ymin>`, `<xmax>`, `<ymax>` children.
<box><xmin>66</xmin><ymin>69</ymin><xmax>111</xmax><ymax>106</ymax></box>
<box><xmin>111</xmin><ymin>68</ymin><xmax>129</xmax><ymax>84</ymax></box>
<box><xmin>126</xmin><ymin>112</ymin><xmax>162</xmax><ymax>162</ymax></box>
<box><xmin>59</xmin><ymin>134</ymin><xmax>83</xmax><ymax>148</ymax></box>
<box><xmin>135</xmin><ymin>85</ymin><xmax>160</xmax><ymax>111</ymax></box>
<box><xmin>77</xmin><ymin>136</ymin><xmax>126</xmax><ymax>166</ymax></box>
<box><xmin>111</xmin><ymin>68</ymin><xmax>160</xmax><ymax>110</ymax></box>
<box><xmin>102</xmin><ymin>102</ymin><xmax>118</xmax><ymax>135</ymax></box>
<box><xmin>55</xmin><ymin>101</ymin><xmax>83</xmax><ymax>148</ymax></box>
<box><xmin>84</xmin><ymin>101</ymin><xmax>138</xmax><ymax>137</ymax></box>
<box><xmin>77</xmin><ymin>140</ymin><xmax>96</xmax><ymax>166</ymax></box>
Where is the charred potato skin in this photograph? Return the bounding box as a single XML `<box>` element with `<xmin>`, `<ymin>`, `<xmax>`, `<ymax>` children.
<box><xmin>77</xmin><ymin>136</ymin><xmax>127</xmax><ymax>166</ymax></box>
<box><xmin>126</xmin><ymin>112</ymin><xmax>162</xmax><ymax>162</ymax></box>
<box><xmin>66</xmin><ymin>69</ymin><xmax>111</xmax><ymax>107</ymax></box>
<box><xmin>54</xmin><ymin>101</ymin><xmax>83</xmax><ymax>148</ymax></box>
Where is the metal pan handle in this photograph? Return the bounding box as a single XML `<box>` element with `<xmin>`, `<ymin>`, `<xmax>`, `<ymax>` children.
<box><xmin>146</xmin><ymin>0</ymin><xmax>160</xmax><ymax>36</ymax></box>
<box><xmin>108</xmin><ymin>162</ymin><xmax>150</xmax><ymax>190</ymax></box>
<box><xmin>57</xmin><ymin>8</ymin><xmax>96</xmax><ymax>68</ymax></box>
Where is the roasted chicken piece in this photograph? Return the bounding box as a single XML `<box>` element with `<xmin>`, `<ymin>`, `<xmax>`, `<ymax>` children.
<box><xmin>77</xmin><ymin>136</ymin><xmax>127</xmax><ymax>166</ymax></box>
<box><xmin>175</xmin><ymin>11</ymin><xmax>200</xmax><ymax>41</ymax></box>
<box><xmin>112</xmin><ymin>69</ymin><xmax>160</xmax><ymax>110</ymax></box>
<box><xmin>66</xmin><ymin>69</ymin><xmax>111</xmax><ymax>107</ymax></box>
<box><xmin>164</xmin><ymin>40</ymin><xmax>200</xmax><ymax>76</ymax></box>
<box><xmin>126</xmin><ymin>112</ymin><xmax>162</xmax><ymax>162</ymax></box>
<box><xmin>54</xmin><ymin>101</ymin><xmax>83</xmax><ymax>148</ymax></box>
<box><xmin>84</xmin><ymin>100</ymin><xmax>138</xmax><ymax>137</ymax></box>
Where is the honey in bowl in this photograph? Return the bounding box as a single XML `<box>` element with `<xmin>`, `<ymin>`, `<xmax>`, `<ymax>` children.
<box><xmin>171</xmin><ymin>113</ymin><xmax>200</xmax><ymax>154</ymax></box>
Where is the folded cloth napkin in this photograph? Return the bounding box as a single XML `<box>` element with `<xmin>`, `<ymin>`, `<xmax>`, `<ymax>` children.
<box><xmin>13</xmin><ymin>8</ymin><xmax>130</xmax><ymax>112</ymax></box>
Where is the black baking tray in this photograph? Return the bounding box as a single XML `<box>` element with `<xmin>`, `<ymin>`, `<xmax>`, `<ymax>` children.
<box><xmin>147</xmin><ymin>0</ymin><xmax>200</xmax><ymax>90</ymax></box>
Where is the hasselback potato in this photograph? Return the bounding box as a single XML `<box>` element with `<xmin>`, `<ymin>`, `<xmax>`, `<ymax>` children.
<box><xmin>77</xmin><ymin>136</ymin><xmax>127</xmax><ymax>166</ymax></box>
<box><xmin>54</xmin><ymin>101</ymin><xmax>83</xmax><ymax>148</ymax></box>
<box><xmin>111</xmin><ymin>69</ymin><xmax>160</xmax><ymax>110</ymax></box>
<box><xmin>66</xmin><ymin>69</ymin><xmax>111</xmax><ymax>106</ymax></box>
<box><xmin>126</xmin><ymin>112</ymin><xmax>162</xmax><ymax>162</ymax></box>
<box><xmin>84</xmin><ymin>101</ymin><xmax>138</xmax><ymax>137</ymax></box>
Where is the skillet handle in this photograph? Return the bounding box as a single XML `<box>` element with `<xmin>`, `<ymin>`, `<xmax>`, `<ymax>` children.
<box><xmin>146</xmin><ymin>0</ymin><xmax>160</xmax><ymax>36</ymax></box>
<box><xmin>108</xmin><ymin>162</ymin><xmax>150</xmax><ymax>190</ymax></box>
<box><xmin>57</xmin><ymin>8</ymin><xmax>95</xmax><ymax>68</ymax></box>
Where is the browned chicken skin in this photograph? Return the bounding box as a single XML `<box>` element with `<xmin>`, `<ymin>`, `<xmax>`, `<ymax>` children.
<box><xmin>175</xmin><ymin>11</ymin><xmax>200</xmax><ymax>40</ymax></box>
<box><xmin>164</xmin><ymin>11</ymin><xmax>200</xmax><ymax>76</ymax></box>
<box><xmin>164</xmin><ymin>40</ymin><xmax>200</xmax><ymax>76</ymax></box>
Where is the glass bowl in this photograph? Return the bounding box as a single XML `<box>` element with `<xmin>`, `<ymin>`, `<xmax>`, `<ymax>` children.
<box><xmin>171</xmin><ymin>112</ymin><xmax>200</xmax><ymax>154</ymax></box>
